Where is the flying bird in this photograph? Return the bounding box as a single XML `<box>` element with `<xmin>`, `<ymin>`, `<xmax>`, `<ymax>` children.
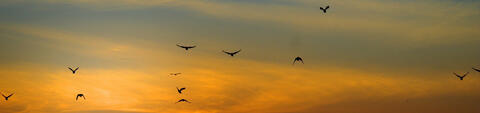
<box><xmin>68</xmin><ymin>67</ymin><xmax>79</xmax><ymax>74</ymax></box>
<box><xmin>454</xmin><ymin>72</ymin><xmax>469</xmax><ymax>80</ymax></box>
<box><xmin>293</xmin><ymin>57</ymin><xmax>304</xmax><ymax>65</ymax></box>
<box><xmin>176</xmin><ymin>87</ymin><xmax>186</xmax><ymax>94</ymax></box>
<box><xmin>2</xmin><ymin>93</ymin><xmax>14</xmax><ymax>101</ymax></box>
<box><xmin>176</xmin><ymin>43</ymin><xmax>196</xmax><ymax>50</ymax></box>
<box><xmin>320</xmin><ymin>6</ymin><xmax>330</xmax><ymax>13</ymax></box>
<box><xmin>176</xmin><ymin>99</ymin><xmax>191</xmax><ymax>103</ymax></box>
<box><xmin>223</xmin><ymin>49</ymin><xmax>241</xmax><ymax>57</ymax></box>
<box><xmin>170</xmin><ymin>73</ymin><xmax>182</xmax><ymax>76</ymax></box>
<box><xmin>473</xmin><ymin>68</ymin><xmax>480</xmax><ymax>72</ymax></box>
<box><xmin>76</xmin><ymin>94</ymin><xmax>86</xmax><ymax>101</ymax></box>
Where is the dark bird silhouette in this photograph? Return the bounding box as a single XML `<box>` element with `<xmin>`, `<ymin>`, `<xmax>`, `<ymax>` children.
<box><xmin>2</xmin><ymin>93</ymin><xmax>14</xmax><ymax>101</ymax></box>
<box><xmin>176</xmin><ymin>87</ymin><xmax>186</xmax><ymax>94</ymax></box>
<box><xmin>454</xmin><ymin>72</ymin><xmax>469</xmax><ymax>80</ymax></box>
<box><xmin>320</xmin><ymin>6</ymin><xmax>330</xmax><ymax>13</ymax></box>
<box><xmin>473</xmin><ymin>68</ymin><xmax>480</xmax><ymax>72</ymax></box>
<box><xmin>223</xmin><ymin>49</ymin><xmax>241</xmax><ymax>57</ymax></box>
<box><xmin>170</xmin><ymin>73</ymin><xmax>182</xmax><ymax>76</ymax></box>
<box><xmin>177</xmin><ymin>44</ymin><xmax>196</xmax><ymax>50</ymax></box>
<box><xmin>293</xmin><ymin>57</ymin><xmax>304</xmax><ymax>65</ymax></box>
<box><xmin>76</xmin><ymin>94</ymin><xmax>86</xmax><ymax>100</ymax></box>
<box><xmin>68</xmin><ymin>67</ymin><xmax>79</xmax><ymax>74</ymax></box>
<box><xmin>176</xmin><ymin>99</ymin><xmax>191</xmax><ymax>103</ymax></box>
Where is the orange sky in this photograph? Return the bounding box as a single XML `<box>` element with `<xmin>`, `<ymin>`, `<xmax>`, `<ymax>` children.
<box><xmin>1</xmin><ymin>0</ymin><xmax>480</xmax><ymax>113</ymax></box>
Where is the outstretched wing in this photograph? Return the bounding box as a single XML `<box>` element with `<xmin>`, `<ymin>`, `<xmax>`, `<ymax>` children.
<box><xmin>176</xmin><ymin>44</ymin><xmax>184</xmax><ymax>48</ymax></box>
<box><xmin>1</xmin><ymin>94</ymin><xmax>6</xmax><ymax>98</ymax></box>
<box><xmin>76</xmin><ymin>95</ymin><xmax>79</xmax><ymax>100</ymax></box>
<box><xmin>7</xmin><ymin>93</ymin><xmax>14</xmax><ymax>98</ymax></box>
<box><xmin>233</xmin><ymin>49</ymin><xmax>241</xmax><ymax>54</ymax></box>
<box><xmin>325</xmin><ymin>6</ymin><xmax>330</xmax><ymax>10</ymax></box>
<box><xmin>473</xmin><ymin>68</ymin><xmax>480</xmax><ymax>72</ymax></box>
<box><xmin>222</xmin><ymin>50</ymin><xmax>230</xmax><ymax>54</ymax></box>
<box><xmin>69</xmin><ymin>67</ymin><xmax>74</xmax><ymax>72</ymax></box>
<box><xmin>463</xmin><ymin>72</ymin><xmax>469</xmax><ymax>77</ymax></box>
<box><xmin>453</xmin><ymin>73</ymin><xmax>461</xmax><ymax>77</ymax></box>
<box><xmin>74</xmin><ymin>67</ymin><xmax>79</xmax><ymax>71</ymax></box>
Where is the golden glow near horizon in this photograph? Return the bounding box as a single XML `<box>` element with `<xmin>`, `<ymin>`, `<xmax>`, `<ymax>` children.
<box><xmin>1</xmin><ymin>0</ymin><xmax>480</xmax><ymax>113</ymax></box>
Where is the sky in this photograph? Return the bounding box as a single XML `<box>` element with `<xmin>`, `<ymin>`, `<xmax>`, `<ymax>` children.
<box><xmin>0</xmin><ymin>0</ymin><xmax>480</xmax><ymax>113</ymax></box>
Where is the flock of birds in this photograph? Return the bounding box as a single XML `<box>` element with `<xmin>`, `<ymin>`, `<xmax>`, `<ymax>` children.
<box><xmin>1</xmin><ymin>5</ymin><xmax>478</xmax><ymax>107</ymax></box>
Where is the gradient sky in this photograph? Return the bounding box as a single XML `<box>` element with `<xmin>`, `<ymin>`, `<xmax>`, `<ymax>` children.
<box><xmin>1</xmin><ymin>0</ymin><xmax>480</xmax><ymax>113</ymax></box>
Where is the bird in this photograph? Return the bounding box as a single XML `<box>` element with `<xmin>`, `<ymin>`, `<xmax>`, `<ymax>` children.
<box><xmin>170</xmin><ymin>73</ymin><xmax>182</xmax><ymax>76</ymax></box>
<box><xmin>2</xmin><ymin>93</ymin><xmax>14</xmax><ymax>101</ymax></box>
<box><xmin>176</xmin><ymin>43</ymin><xmax>196</xmax><ymax>50</ymax></box>
<box><xmin>223</xmin><ymin>49</ymin><xmax>241</xmax><ymax>57</ymax></box>
<box><xmin>176</xmin><ymin>99</ymin><xmax>191</xmax><ymax>103</ymax></box>
<box><xmin>473</xmin><ymin>67</ymin><xmax>480</xmax><ymax>72</ymax></box>
<box><xmin>320</xmin><ymin>6</ymin><xmax>330</xmax><ymax>13</ymax></box>
<box><xmin>454</xmin><ymin>72</ymin><xmax>469</xmax><ymax>80</ymax></box>
<box><xmin>76</xmin><ymin>94</ymin><xmax>86</xmax><ymax>100</ymax></box>
<box><xmin>176</xmin><ymin>87</ymin><xmax>186</xmax><ymax>94</ymax></box>
<box><xmin>293</xmin><ymin>57</ymin><xmax>304</xmax><ymax>65</ymax></box>
<box><xmin>68</xmin><ymin>67</ymin><xmax>79</xmax><ymax>74</ymax></box>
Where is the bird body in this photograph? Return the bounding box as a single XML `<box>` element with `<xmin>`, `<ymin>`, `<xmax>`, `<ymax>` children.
<box><xmin>76</xmin><ymin>94</ymin><xmax>86</xmax><ymax>100</ymax></box>
<box><xmin>454</xmin><ymin>72</ymin><xmax>469</xmax><ymax>80</ymax></box>
<box><xmin>177</xmin><ymin>87</ymin><xmax>186</xmax><ymax>94</ymax></box>
<box><xmin>293</xmin><ymin>57</ymin><xmax>304</xmax><ymax>65</ymax></box>
<box><xmin>223</xmin><ymin>49</ymin><xmax>241</xmax><ymax>57</ymax></box>
<box><xmin>170</xmin><ymin>73</ymin><xmax>182</xmax><ymax>76</ymax></box>
<box><xmin>2</xmin><ymin>93</ymin><xmax>14</xmax><ymax>101</ymax></box>
<box><xmin>68</xmin><ymin>67</ymin><xmax>79</xmax><ymax>74</ymax></box>
<box><xmin>177</xmin><ymin>44</ymin><xmax>196</xmax><ymax>50</ymax></box>
<box><xmin>320</xmin><ymin>6</ymin><xmax>330</xmax><ymax>13</ymax></box>
<box><xmin>176</xmin><ymin>99</ymin><xmax>191</xmax><ymax>103</ymax></box>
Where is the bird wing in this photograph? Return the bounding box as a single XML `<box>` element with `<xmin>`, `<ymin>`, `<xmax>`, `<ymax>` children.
<box><xmin>326</xmin><ymin>6</ymin><xmax>330</xmax><ymax>10</ymax></box>
<box><xmin>76</xmin><ymin>95</ymin><xmax>79</xmax><ymax>100</ymax></box>
<box><xmin>233</xmin><ymin>49</ymin><xmax>241</xmax><ymax>54</ymax></box>
<box><xmin>176</xmin><ymin>44</ymin><xmax>183</xmax><ymax>48</ymax></box>
<box><xmin>453</xmin><ymin>73</ymin><xmax>461</xmax><ymax>77</ymax></box>
<box><xmin>180</xmin><ymin>88</ymin><xmax>186</xmax><ymax>91</ymax></box>
<box><xmin>74</xmin><ymin>67</ymin><xmax>79</xmax><ymax>71</ymax></box>
<box><xmin>463</xmin><ymin>72</ymin><xmax>469</xmax><ymax>77</ymax></box>
<box><xmin>1</xmin><ymin>94</ymin><xmax>6</xmax><ymax>98</ymax></box>
<box><xmin>69</xmin><ymin>67</ymin><xmax>74</xmax><ymax>72</ymax></box>
<box><xmin>473</xmin><ymin>68</ymin><xmax>480</xmax><ymax>72</ymax></box>
<box><xmin>7</xmin><ymin>93</ymin><xmax>14</xmax><ymax>98</ymax></box>
<box><xmin>320</xmin><ymin>7</ymin><xmax>324</xmax><ymax>10</ymax></box>
<box><xmin>222</xmin><ymin>50</ymin><xmax>230</xmax><ymax>54</ymax></box>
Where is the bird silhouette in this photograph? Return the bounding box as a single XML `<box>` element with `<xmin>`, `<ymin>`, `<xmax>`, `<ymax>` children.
<box><xmin>176</xmin><ymin>99</ymin><xmax>191</xmax><ymax>103</ymax></box>
<box><xmin>454</xmin><ymin>72</ymin><xmax>469</xmax><ymax>80</ymax></box>
<box><xmin>320</xmin><ymin>6</ymin><xmax>330</xmax><ymax>13</ymax></box>
<box><xmin>293</xmin><ymin>57</ymin><xmax>304</xmax><ymax>65</ymax></box>
<box><xmin>176</xmin><ymin>87</ymin><xmax>186</xmax><ymax>94</ymax></box>
<box><xmin>68</xmin><ymin>67</ymin><xmax>79</xmax><ymax>74</ymax></box>
<box><xmin>170</xmin><ymin>73</ymin><xmax>181</xmax><ymax>76</ymax></box>
<box><xmin>2</xmin><ymin>93</ymin><xmax>14</xmax><ymax>101</ymax></box>
<box><xmin>223</xmin><ymin>49</ymin><xmax>241</xmax><ymax>57</ymax></box>
<box><xmin>176</xmin><ymin>44</ymin><xmax>196</xmax><ymax>50</ymax></box>
<box><xmin>473</xmin><ymin>68</ymin><xmax>480</xmax><ymax>72</ymax></box>
<box><xmin>76</xmin><ymin>94</ymin><xmax>86</xmax><ymax>100</ymax></box>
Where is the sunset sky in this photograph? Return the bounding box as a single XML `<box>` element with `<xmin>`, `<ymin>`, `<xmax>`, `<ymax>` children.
<box><xmin>1</xmin><ymin>0</ymin><xmax>480</xmax><ymax>113</ymax></box>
